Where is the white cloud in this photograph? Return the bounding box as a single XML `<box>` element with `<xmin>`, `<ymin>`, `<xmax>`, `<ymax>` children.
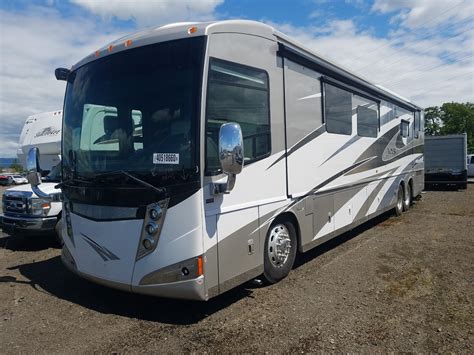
<box><xmin>71</xmin><ymin>0</ymin><xmax>223</xmax><ymax>26</ymax></box>
<box><xmin>0</xmin><ymin>7</ymin><xmax>124</xmax><ymax>157</ymax></box>
<box><xmin>0</xmin><ymin>1</ymin><xmax>224</xmax><ymax>157</ymax></box>
<box><xmin>372</xmin><ymin>0</ymin><xmax>474</xmax><ymax>29</ymax></box>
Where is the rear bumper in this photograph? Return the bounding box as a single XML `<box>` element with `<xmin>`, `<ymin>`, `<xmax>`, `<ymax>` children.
<box><xmin>0</xmin><ymin>214</ymin><xmax>57</xmax><ymax>235</ymax></box>
<box><xmin>425</xmin><ymin>170</ymin><xmax>467</xmax><ymax>184</ymax></box>
<box><xmin>60</xmin><ymin>244</ymin><xmax>208</xmax><ymax>301</ymax></box>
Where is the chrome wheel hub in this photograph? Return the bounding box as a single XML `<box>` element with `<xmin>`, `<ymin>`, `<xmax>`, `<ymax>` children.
<box><xmin>397</xmin><ymin>188</ymin><xmax>403</xmax><ymax>211</ymax></box>
<box><xmin>404</xmin><ymin>185</ymin><xmax>411</xmax><ymax>206</ymax></box>
<box><xmin>267</xmin><ymin>224</ymin><xmax>291</xmax><ymax>268</ymax></box>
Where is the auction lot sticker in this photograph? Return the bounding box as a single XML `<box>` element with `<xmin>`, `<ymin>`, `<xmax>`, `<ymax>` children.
<box><xmin>153</xmin><ymin>153</ymin><xmax>180</xmax><ymax>164</ymax></box>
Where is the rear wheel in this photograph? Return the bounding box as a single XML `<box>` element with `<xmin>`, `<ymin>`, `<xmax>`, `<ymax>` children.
<box><xmin>395</xmin><ymin>185</ymin><xmax>404</xmax><ymax>216</ymax></box>
<box><xmin>403</xmin><ymin>183</ymin><xmax>412</xmax><ymax>211</ymax></box>
<box><xmin>263</xmin><ymin>219</ymin><xmax>297</xmax><ymax>284</ymax></box>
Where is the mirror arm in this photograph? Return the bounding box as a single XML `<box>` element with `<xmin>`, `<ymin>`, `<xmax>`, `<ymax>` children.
<box><xmin>31</xmin><ymin>185</ymin><xmax>62</xmax><ymax>202</ymax></box>
<box><xmin>212</xmin><ymin>173</ymin><xmax>236</xmax><ymax>195</ymax></box>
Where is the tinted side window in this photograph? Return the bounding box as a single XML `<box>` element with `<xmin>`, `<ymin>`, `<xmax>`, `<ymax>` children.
<box><xmin>354</xmin><ymin>95</ymin><xmax>378</xmax><ymax>138</ymax></box>
<box><xmin>205</xmin><ymin>59</ymin><xmax>270</xmax><ymax>174</ymax></box>
<box><xmin>285</xmin><ymin>60</ymin><xmax>322</xmax><ymax>147</ymax></box>
<box><xmin>400</xmin><ymin>120</ymin><xmax>409</xmax><ymax>138</ymax></box>
<box><xmin>324</xmin><ymin>83</ymin><xmax>352</xmax><ymax>135</ymax></box>
<box><xmin>414</xmin><ymin>111</ymin><xmax>420</xmax><ymax>131</ymax></box>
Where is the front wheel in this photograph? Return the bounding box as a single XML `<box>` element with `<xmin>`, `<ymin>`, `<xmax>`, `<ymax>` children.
<box><xmin>263</xmin><ymin>219</ymin><xmax>297</xmax><ymax>284</ymax></box>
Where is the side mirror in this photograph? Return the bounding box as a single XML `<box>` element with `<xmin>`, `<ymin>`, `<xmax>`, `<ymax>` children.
<box><xmin>26</xmin><ymin>147</ymin><xmax>42</xmax><ymax>187</ymax></box>
<box><xmin>26</xmin><ymin>148</ymin><xmax>58</xmax><ymax>200</ymax></box>
<box><xmin>213</xmin><ymin>123</ymin><xmax>244</xmax><ymax>194</ymax></box>
<box><xmin>55</xmin><ymin>67</ymin><xmax>70</xmax><ymax>81</ymax></box>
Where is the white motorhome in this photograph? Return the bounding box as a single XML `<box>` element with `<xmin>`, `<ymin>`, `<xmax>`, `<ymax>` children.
<box><xmin>1</xmin><ymin>111</ymin><xmax>62</xmax><ymax>239</ymax></box>
<box><xmin>28</xmin><ymin>20</ymin><xmax>424</xmax><ymax>300</ymax></box>
<box><xmin>18</xmin><ymin>110</ymin><xmax>62</xmax><ymax>173</ymax></box>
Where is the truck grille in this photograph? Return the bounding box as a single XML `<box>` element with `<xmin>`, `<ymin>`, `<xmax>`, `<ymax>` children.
<box><xmin>3</xmin><ymin>194</ymin><xmax>29</xmax><ymax>215</ymax></box>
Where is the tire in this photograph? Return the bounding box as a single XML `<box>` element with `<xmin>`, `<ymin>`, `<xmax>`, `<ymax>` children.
<box><xmin>263</xmin><ymin>218</ymin><xmax>297</xmax><ymax>284</ymax></box>
<box><xmin>403</xmin><ymin>183</ymin><xmax>412</xmax><ymax>211</ymax></box>
<box><xmin>54</xmin><ymin>218</ymin><xmax>64</xmax><ymax>246</ymax></box>
<box><xmin>459</xmin><ymin>183</ymin><xmax>467</xmax><ymax>190</ymax></box>
<box><xmin>395</xmin><ymin>184</ymin><xmax>404</xmax><ymax>216</ymax></box>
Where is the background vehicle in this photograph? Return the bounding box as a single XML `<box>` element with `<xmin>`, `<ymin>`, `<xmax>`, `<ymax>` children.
<box><xmin>11</xmin><ymin>175</ymin><xmax>28</xmax><ymax>184</ymax></box>
<box><xmin>1</xmin><ymin>163</ymin><xmax>62</xmax><ymax>242</ymax></box>
<box><xmin>17</xmin><ymin>110</ymin><xmax>62</xmax><ymax>174</ymax></box>
<box><xmin>467</xmin><ymin>154</ymin><xmax>474</xmax><ymax>177</ymax></box>
<box><xmin>30</xmin><ymin>20</ymin><xmax>423</xmax><ymax>301</ymax></box>
<box><xmin>425</xmin><ymin>134</ymin><xmax>468</xmax><ymax>188</ymax></box>
<box><xmin>0</xmin><ymin>175</ymin><xmax>13</xmax><ymax>186</ymax></box>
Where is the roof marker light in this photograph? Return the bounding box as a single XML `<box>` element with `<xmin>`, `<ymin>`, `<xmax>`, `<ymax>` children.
<box><xmin>95</xmin><ymin>50</ymin><xmax>100</xmax><ymax>57</ymax></box>
<box><xmin>124</xmin><ymin>39</ymin><xmax>133</xmax><ymax>47</ymax></box>
<box><xmin>108</xmin><ymin>45</ymin><xmax>114</xmax><ymax>53</ymax></box>
<box><xmin>187</xmin><ymin>26</ymin><xmax>197</xmax><ymax>35</ymax></box>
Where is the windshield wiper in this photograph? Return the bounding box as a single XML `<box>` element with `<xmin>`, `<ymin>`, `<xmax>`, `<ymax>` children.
<box><xmin>93</xmin><ymin>170</ymin><xmax>167</xmax><ymax>197</ymax></box>
<box><xmin>55</xmin><ymin>177</ymin><xmax>93</xmax><ymax>189</ymax></box>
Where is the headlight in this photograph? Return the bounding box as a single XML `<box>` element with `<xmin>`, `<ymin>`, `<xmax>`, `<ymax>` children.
<box><xmin>29</xmin><ymin>198</ymin><xmax>51</xmax><ymax>216</ymax></box>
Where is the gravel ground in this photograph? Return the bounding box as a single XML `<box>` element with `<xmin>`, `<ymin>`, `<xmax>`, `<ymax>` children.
<box><xmin>0</xmin><ymin>184</ymin><xmax>472</xmax><ymax>353</ymax></box>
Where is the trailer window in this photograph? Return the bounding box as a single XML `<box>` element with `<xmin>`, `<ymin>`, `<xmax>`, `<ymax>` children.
<box><xmin>324</xmin><ymin>83</ymin><xmax>352</xmax><ymax>135</ymax></box>
<box><xmin>205</xmin><ymin>58</ymin><xmax>270</xmax><ymax>174</ymax></box>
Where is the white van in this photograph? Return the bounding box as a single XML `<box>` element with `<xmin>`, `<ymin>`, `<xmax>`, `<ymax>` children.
<box><xmin>468</xmin><ymin>154</ymin><xmax>474</xmax><ymax>177</ymax></box>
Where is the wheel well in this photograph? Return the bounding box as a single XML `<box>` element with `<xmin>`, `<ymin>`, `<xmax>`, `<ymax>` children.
<box><xmin>273</xmin><ymin>212</ymin><xmax>301</xmax><ymax>252</ymax></box>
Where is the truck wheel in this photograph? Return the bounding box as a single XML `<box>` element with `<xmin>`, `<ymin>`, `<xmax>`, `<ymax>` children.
<box><xmin>403</xmin><ymin>183</ymin><xmax>412</xmax><ymax>211</ymax></box>
<box><xmin>54</xmin><ymin>219</ymin><xmax>63</xmax><ymax>246</ymax></box>
<box><xmin>395</xmin><ymin>185</ymin><xmax>404</xmax><ymax>216</ymax></box>
<box><xmin>459</xmin><ymin>183</ymin><xmax>467</xmax><ymax>190</ymax></box>
<box><xmin>263</xmin><ymin>218</ymin><xmax>297</xmax><ymax>284</ymax></box>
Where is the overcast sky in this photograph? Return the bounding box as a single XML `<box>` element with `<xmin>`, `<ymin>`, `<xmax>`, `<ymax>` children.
<box><xmin>0</xmin><ymin>0</ymin><xmax>473</xmax><ymax>157</ymax></box>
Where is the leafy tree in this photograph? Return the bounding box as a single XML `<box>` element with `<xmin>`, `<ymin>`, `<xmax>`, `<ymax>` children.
<box><xmin>424</xmin><ymin>102</ymin><xmax>474</xmax><ymax>153</ymax></box>
<box><xmin>9</xmin><ymin>159</ymin><xmax>24</xmax><ymax>173</ymax></box>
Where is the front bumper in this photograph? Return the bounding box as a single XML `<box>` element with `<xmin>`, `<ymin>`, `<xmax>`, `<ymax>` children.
<box><xmin>0</xmin><ymin>214</ymin><xmax>57</xmax><ymax>235</ymax></box>
<box><xmin>61</xmin><ymin>244</ymin><xmax>208</xmax><ymax>301</ymax></box>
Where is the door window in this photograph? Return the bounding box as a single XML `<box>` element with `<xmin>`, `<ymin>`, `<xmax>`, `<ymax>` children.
<box><xmin>205</xmin><ymin>59</ymin><xmax>270</xmax><ymax>174</ymax></box>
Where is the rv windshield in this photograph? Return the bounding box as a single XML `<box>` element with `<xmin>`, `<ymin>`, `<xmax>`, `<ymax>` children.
<box><xmin>62</xmin><ymin>37</ymin><xmax>205</xmax><ymax>187</ymax></box>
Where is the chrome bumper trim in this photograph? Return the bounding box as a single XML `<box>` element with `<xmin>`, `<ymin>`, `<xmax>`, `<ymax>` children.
<box><xmin>1</xmin><ymin>214</ymin><xmax>57</xmax><ymax>233</ymax></box>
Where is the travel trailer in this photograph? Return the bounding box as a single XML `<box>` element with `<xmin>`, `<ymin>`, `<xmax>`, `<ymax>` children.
<box><xmin>26</xmin><ymin>20</ymin><xmax>424</xmax><ymax>300</ymax></box>
<box><xmin>18</xmin><ymin>110</ymin><xmax>62</xmax><ymax>173</ymax></box>
<box><xmin>425</xmin><ymin>134</ymin><xmax>468</xmax><ymax>189</ymax></box>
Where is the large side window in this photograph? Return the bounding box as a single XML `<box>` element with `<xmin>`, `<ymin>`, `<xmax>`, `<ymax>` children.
<box><xmin>324</xmin><ymin>83</ymin><xmax>352</xmax><ymax>135</ymax></box>
<box><xmin>284</xmin><ymin>60</ymin><xmax>322</xmax><ymax>147</ymax></box>
<box><xmin>205</xmin><ymin>59</ymin><xmax>270</xmax><ymax>174</ymax></box>
<box><xmin>354</xmin><ymin>95</ymin><xmax>378</xmax><ymax>138</ymax></box>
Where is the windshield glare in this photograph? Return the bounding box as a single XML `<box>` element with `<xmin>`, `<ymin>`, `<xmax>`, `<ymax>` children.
<box><xmin>63</xmin><ymin>37</ymin><xmax>205</xmax><ymax>184</ymax></box>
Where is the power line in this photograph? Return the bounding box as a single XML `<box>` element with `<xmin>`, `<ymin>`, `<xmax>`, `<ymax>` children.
<box><xmin>376</xmin><ymin>52</ymin><xmax>474</xmax><ymax>88</ymax></box>
<box><xmin>355</xmin><ymin>18</ymin><xmax>474</xmax><ymax>73</ymax></box>
<box><xmin>407</xmin><ymin>70</ymin><xmax>474</xmax><ymax>100</ymax></box>
<box><xmin>349</xmin><ymin>0</ymin><xmax>470</xmax><ymax>64</ymax></box>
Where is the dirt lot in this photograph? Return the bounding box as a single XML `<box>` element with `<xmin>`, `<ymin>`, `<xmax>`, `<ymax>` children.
<box><xmin>0</xmin><ymin>184</ymin><xmax>473</xmax><ymax>353</ymax></box>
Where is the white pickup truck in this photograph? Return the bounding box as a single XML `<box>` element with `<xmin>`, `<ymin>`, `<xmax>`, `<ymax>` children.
<box><xmin>1</xmin><ymin>164</ymin><xmax>62</xmax><ymax>241</ymax></box>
